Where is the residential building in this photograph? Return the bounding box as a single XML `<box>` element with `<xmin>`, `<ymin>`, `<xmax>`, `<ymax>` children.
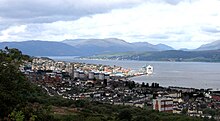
<box><xmin>153</xmin><ymin>98</ymin><xmax>173</xmax><ymax>112</ymax></box>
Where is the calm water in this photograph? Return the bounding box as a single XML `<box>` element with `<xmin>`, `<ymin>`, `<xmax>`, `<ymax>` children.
<box><xmin>48</xmin><ymin>56</ymin><xmax>220</xmax><ymax>90</ymax></box>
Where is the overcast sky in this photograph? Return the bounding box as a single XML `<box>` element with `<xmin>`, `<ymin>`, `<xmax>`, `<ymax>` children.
<box><xmin>0</xmin><ymin>0</ymin><xmax>220</xmax><ymax>49</ymax></box>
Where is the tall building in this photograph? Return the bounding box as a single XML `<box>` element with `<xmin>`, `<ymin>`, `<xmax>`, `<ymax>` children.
<box><xmin>153</xmin><ymin>98</ymin><xmax>173</xmax><ymax>112</ymax></box>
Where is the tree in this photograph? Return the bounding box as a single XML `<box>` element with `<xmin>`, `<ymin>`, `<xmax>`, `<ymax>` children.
<box><xmin>9</xmin><ymin>110</ymin><xmax>25</xmax><ymax>121</ymax></box>
<box><xmin>85</xmin><ymin>117</ymin><xmax>102</xmax><ymax>121</ymax></box>
<box><xmin>118</xmin><ymin>109</ymin><xmax>132</xmax><ymax>121</ymax></box>
<box><xmin>0</xmin><ymin>48</ymin><xmax>32</xmax><ymax>118</ymax></box>
<box><xmin>151</xmin><ymin>83</ymin><xmax>155</xmax><ymax>88</ymax></box>
<box><xmin>133</xmin><ymin>115</ymin><xmax>149</xmax><ymax>121</ymax></box>
<box><xmin>128</xmin><ymin>81</ymin><xmax>135</xmax><ymax>89</ymax></box>
<box><xmin>0</xmin><ymin>62</ymin><xmax>27</xmax><ymax>117</ymax></box>
<box><xmin>203</xmin><ymin>108</ymin><xmax>216</xmax><ymax>118</ymax></box>
<box><xmin>146</xmin><ymin>83</ymin><xmax>149</xmax><ymax>87</ymax></box>
<box><xmin>141</xmin><ymin>82</ymin><xmax>145</xmax><ymax>87</ymax></box>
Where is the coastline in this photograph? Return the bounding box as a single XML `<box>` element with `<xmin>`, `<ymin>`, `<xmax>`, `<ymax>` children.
<box><xmin>126</xmin><ymin>75</ymin><xmax>219</xmax><ymax>91</ymax></box>
<box><xmin>80</xmin><ymin>57</ymin><xmax>220</xmax><ymax>63</ymax></box>
<box><xmin>44</xmin><ymin>56</ymin><xmax>220</xmax><ymax>90</ymax></box>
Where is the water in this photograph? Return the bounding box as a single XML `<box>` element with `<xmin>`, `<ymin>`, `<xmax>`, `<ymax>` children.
<box><xmin>48</xmin><ymin>56</ymin><xmax>220</xmax><ymax>90</ymax></box>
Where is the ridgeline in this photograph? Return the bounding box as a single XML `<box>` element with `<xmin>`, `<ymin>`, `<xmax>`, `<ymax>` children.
<box><xmin>88</xmin><ymin>50</ymin><xmax>220</xmax><ymax>62</ymax></box>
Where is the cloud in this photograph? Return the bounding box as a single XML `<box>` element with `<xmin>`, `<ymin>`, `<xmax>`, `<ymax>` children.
<box><xmin>0</xmin><ymin>25</ymin><xmax>26</xmax><ymax>40</ymax></box>
<box><xmin>1</xmin><ymin>0</ymin><xmax>220</xmax><ymax>49</ymax></box>
<box><xmin>201</xmin><ymin>26</ymin><xmax>220</xmax><ymax>33</ymax></box>
<box><xmin>148</xmin><ymin>34</ymin><xmax>170</xmax><ymax>39</ymax></box>
<box><xmin>0</xmin><ymin>0</ymin><xmax>144</xmax><ymax>24</ymax></box>
<box><xmin>0</xmin><ymin>0</ymin><xmax>191</xmax><ymax>25</ymax></box>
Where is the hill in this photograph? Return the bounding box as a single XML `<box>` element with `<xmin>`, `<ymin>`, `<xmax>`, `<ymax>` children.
<box><xmin>62</xmin><ymin>38</ymin><xmax>174</xmax><ymax>55</ymax></box>
<box><xmin>0</xmin><ymin>40</ymin><xmax>82</xmax><ymax>56</ymax></box>
<box><xmin>88</xmin><ymin>50</ymin><xmax>220</xmax><ymax>62</ymax></box>
<box><xmin>62</xmin><ymin>38</ymin><xmax>134</xmax><ymax>55</ymax></box>
<box><xmin>0</xmin><ymin>39</ymin><xmax>174</xmax><ymax>56</ymax></box>
<box><xmin>154</xmin><ymin>43</ymin><xmax>174</xmax><ymax>50</ymax></box>
<box><xmin>2</xmin><ymin>39</ymin><xmax>220</xmax><ymax>62</ymax></box>
<box><xmin>197</xmin><ymin>40</ymin><xmax>220</xmax><ymax>50</ymax></box>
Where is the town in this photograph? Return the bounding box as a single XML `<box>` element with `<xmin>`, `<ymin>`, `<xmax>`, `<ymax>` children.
<box><xmin>21</xmin><ymin>57</ymin><xmax>220</xmax><ymax>120</ymax></box>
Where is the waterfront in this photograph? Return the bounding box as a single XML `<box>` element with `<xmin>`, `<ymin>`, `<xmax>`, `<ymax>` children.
<box><xmin>22</xmin><ymin>56</ymin><xmax>220</xmax><ymax>118</ymax></box>
<box><xmin>48</xmin><ymin>56</ymin><xmax>220</xmax><ymax>90</ymax></box>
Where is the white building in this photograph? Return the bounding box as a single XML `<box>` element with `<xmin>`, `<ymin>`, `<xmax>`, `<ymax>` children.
<box><xmin>147</xmin><ymin>65</ymin><xmax>153</xmax><ymax>74</ymax></box>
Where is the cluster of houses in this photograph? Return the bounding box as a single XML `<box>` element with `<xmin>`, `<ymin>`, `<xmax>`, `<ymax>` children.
<box><xmin>21</xmin><ymin>57</ymin><xmax>220</xmax><ymax>120</ymax></box>
<box><xmin>152</xmin><ymin>87</ymin><xmax>220</xmax><ymax>120</ymax></box>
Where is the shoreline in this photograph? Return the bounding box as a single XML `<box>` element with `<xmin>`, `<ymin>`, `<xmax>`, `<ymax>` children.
<box><xmin>48</xmin><ymin>56</ymin><xmax>220</xmax><ymax>63</ymax></box>
<box><xmin>86</xmin><ymin>58</ymin><xmax>220</xmax><ymax>63</ymax></box>
<box><xmin>128</xmin><ymin>76</ymin><xmax>220</xmax><ymax>91</ymax></box>
<box><xmin>40</xmin><ymin>56</ymin><xmax>219</xmax><ymax>90</ymax></box>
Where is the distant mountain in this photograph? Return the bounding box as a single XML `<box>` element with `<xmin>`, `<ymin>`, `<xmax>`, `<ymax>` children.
<box><xmin>197</xmin><ymin>40</ymin><xmax>220</xmax><ymax>50</ymax></box>
<box><xmin>62</xmin><ymin>38</ymin><xmax>134</xmax><ymax>55</ymax></box>
<box><xmin>131</xmin><ymin>42</ymin><xmax>158</xmax><ymax>51</ymax></box>
<box><xmin>62</xmin><ymin>38</ymin><xmax>174</xmax><ymax>55</ymax></box>
<box><xmin>131</xmin><ymin>42</ymin><xmax>174</xmax><ymax>51</ymax></box>
<box><xmin>179</xmin><ymin>48</ymin><xmax>190</xmax><ymax>51</ymax></box>
<box><xmin>0</xmin><ymin>38</ymin><xmax>174</xmax><ymax>56</ymax></box>
<box><xmin>154</xmin><ymin>43</ymin><xmax>174</xmax><ymax>51</ymax></box>
<box><xmin>0</xmin><ymin>40</ymin><xmax>81</xmax><ymax>56</ymax></box>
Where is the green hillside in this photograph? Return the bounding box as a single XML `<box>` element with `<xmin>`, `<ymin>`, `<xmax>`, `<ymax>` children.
<box><xmin>88</xmin><ymin>50</ymin><xmax>220</xmax><ymax>62</ymax></box>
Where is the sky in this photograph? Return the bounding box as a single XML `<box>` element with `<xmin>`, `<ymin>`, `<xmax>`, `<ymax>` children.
<box><xmin>0</xmin><ymin>0</ymin><xmax>220</xmax><ymax>49</ymax></box>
